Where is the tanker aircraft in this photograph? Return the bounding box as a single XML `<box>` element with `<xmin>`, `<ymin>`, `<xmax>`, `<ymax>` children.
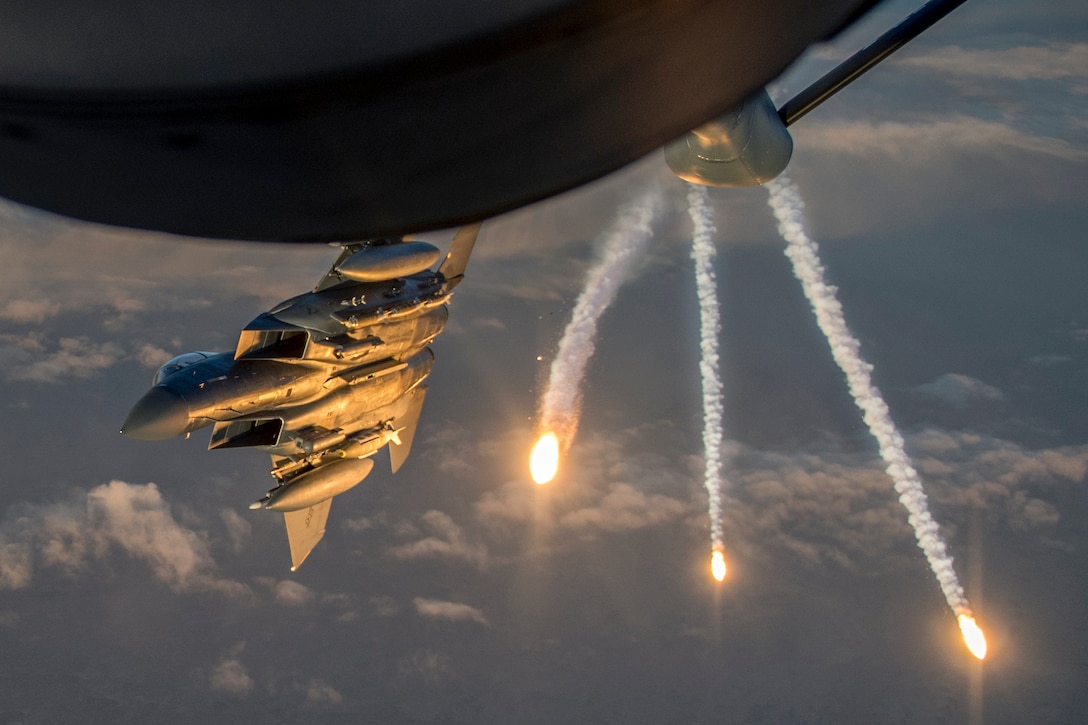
<box><xmin>0</xmin><ymin>0</ymin><xmax>882</xmax><ymax>241</ymax></box>
<box><xmin>121</xmin><ymin>225</ymin><xmax>479</xmax><ymax>569</ymax></box>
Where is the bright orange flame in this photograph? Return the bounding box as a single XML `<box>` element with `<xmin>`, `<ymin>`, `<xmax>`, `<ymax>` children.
<box><xmin>958</xmin><ymin>614</ymin><xmax>987</xmax><ymax>660</ymax></box>
<box><xmin>530</xmin><ymin>432</ymin><xmax>560</xmax><ymax>484</ymax></box>
<box><xmin>711</xmin><ymin>550</ymin><xmax>727</xmax><ymax>582</ymax></box>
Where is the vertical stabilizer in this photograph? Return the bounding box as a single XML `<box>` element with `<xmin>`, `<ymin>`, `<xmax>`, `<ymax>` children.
<box><xmin>390</xmin><ymin>386</ymin><xmax>427</xmax><ymax>473</ymax></box>
<box><xmin>437</xmin><ymin>223</ymin><xmax>480</xmax><ymax>288</ymax></box>
<box><xmin>284</xmin><ymin>498</ymin><xmax>332</xmax><ymax>571</ymax></box>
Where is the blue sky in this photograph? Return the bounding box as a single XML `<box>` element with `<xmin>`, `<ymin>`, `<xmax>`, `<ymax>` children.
<box><xmin>0</xmin><ymin>1</ymin><xmax>1086</xmax><ymax>722</ymax></box>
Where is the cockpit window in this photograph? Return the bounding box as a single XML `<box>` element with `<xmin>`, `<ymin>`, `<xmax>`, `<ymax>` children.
<box><xmin>152</xmin><ymin>351</ymin><xmax>216</xmax><ymax>385</ymax></box>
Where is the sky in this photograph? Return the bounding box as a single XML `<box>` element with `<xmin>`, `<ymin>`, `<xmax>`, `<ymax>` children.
<box><xmin>1</xmin><ymin>0</ymin><xmax>1086</xmax><ymax>722</ymax></box>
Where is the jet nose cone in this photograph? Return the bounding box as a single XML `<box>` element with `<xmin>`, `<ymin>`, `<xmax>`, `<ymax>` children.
<box><xmin>121</xmin><ymin>386</ymin><xmax>190</xmax><ymax>440</ymax></box>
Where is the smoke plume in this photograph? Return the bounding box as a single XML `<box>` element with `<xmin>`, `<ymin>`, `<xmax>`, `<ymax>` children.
<box><xmin>766</xmin><ymin>174</ymin><xmax>972</xmax><ymax>617</ymax></box>
<box><xmin>538</xmin><ymin>184</ymin><xmax>664</xmax><ymax>448</ymax></box>
<box><xmin>687</xmin><ymin>184</ymin><xmax>725</xmax><ymax>551</ymax></box>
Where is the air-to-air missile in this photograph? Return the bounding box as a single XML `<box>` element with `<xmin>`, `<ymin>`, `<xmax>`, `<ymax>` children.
<box><xmin>122</xmin><ymin>225</ymin><xmax>479</xmax><ymax>570</ymax></box>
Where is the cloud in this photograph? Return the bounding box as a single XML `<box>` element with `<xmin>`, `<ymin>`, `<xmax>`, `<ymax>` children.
<box><xmin>341</xmin><ymin>511</ymin><xmax>387</xmax><ymax>533</ymax></box>
<box><xmin>0</xmin><ymin>298</ymin><xmax>60</xmax><ymax>324</ymax></box>
<box><xmin>303</xmin><ymin>679</ymin><xmax>344</xmax><ymax>705</ymax></box>
<box><xmin>369</xmin><ymin>595</ymin><xmax>399</xmax><ymax>617</ymax></box>
<box><xmin>799</xmin><ymin>116</ymin><xmax>1088</xmax><ymax>162</ymax></box>
<box><xmin>779</xmin><ymin>102</ymin><xmax>1087</xmax><ymax>240</ymax></box>
<box><xmin>273</xmin><ymin>580</ymin><xmax>316</xmax><ymax>607</ymax></box>
<box><xmin>724</xmin><ymin>451</ymin><xmax>912</xmax><ymax>570</ymax></box>
<box><xmin>0</xmin><ymin>542</ymin><xmax>32</xmax><ymax>589</ymax></box>
<box><xmin>412</xmin><ymin>597</ymin><xmax>488</xmax><ymax>625</ymax></box>
<box><xmin>897</xmin><ymin>42</ymin><xmax>1088</xmax><ymax>81</ymax></box>
<box><xmin>428</xmin><ymin>411</ymin><xmax>1084</xmax><ymax>579</ymax></box>
<box><xmin>387</xmin><ymin>510</ymin><xmax>490</xmax><ymax>569</ymax></box>
<box><xmin>557</xmin><ymin>482</ymin><xmax>687</xmax><ymax>536</ymax></box>
<box><xmin>1029</xmin><ymin>355</ymin><xmax>1072</xmax><ymax>366</ymax></box>
<box><xmin>0</xmin><ymin>480</ymin><xmax>249</xmax><ymax>597</ymax></box>
<box><xmin>219</xmin><ymin>508</ymin><xmax>251</xmax><ymax>554</ymax></box>
<box><xmin>1008</xmin><ymin>490</ymin><xmax>1061</xmax><ymax>531</ymax></box>
<box><xmin>472</xmin><ymin>317</ymin><xmax>507</xmax><ymax>331</ymax></box>
<box><xmin>473</xmin><ymin>481</ymin><xmax>536</xmax><ymax>532</ymax></box>
<box><xmin>0</xmin><ymin>212</ymin><xmax>331</xmax><ymax>321</ymax></box>
<box><xmin>135</xmin><ymin>343</ymin><xmax>175</xmax><ymax>369</ymax></box>
<box><xmin>468</xmin><ymin>424</ymin><xmax>696</xmax><ymax>543</ymax></box>
<box><xmin>0</xmin><ymin>334</ymin><xmax>124</xmax><ymax>383</ymax></box>
<box><xmin>722</xmin><ymin>431</ymin><xmax>1088</xmax><ymax>570</ymax></box>
<box><xmin>912</xmin><ymin>373</ymin><xmax>1005</xmax><ymax>407</ymax></box>
<box><xmin>210</xmin><ymin>658</ymin><xmax>254</xmax><ymax>695</ymax></box>
<box><xmin>398</xmin><ymin>649</ymin><xmax>451</xmax><ymax>684</ymax></box>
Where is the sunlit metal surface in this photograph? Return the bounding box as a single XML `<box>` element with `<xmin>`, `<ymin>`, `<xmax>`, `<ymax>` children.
<box><xmin>122</xmin><ymin>226</ymin><xmax>479</xmax><ymax>568</ymax></box>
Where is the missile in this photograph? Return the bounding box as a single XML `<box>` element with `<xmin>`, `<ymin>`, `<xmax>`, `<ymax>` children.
<box><xmin>269</xmin><ymin>424</ymin><xmax>402</xmax><ymax>480</ymax></box>
<box><xmin>337</xmin><ymin>241</ymin><xmax>441</xmax><ymax>282</ymax></box>
<box><xmin>335</xmin><ymin>425</ymin><xmax>403</xmax><ymax>460</ymax></box>
<box><xmin>255</xmin><ymin>457</ymin><xmax>375</xmax><ymax>512</ymax></box>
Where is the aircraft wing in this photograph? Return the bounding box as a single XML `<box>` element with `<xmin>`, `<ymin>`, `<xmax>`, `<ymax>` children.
<box><xmin>283</xmin><ymin>498</ymin><xmax>332</xmax><ymax>572</ymax></box>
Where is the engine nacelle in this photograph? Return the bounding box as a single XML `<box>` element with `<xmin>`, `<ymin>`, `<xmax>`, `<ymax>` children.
<box><xmin>664</xmin><ymin>89</ymin><xmax>792</xmax><ymax>187</ymax></box>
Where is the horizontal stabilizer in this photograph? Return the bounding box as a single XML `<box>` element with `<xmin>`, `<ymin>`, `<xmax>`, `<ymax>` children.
<box><xmin>390</xmin><ymin>386</ymin><xmax>427</xmax><ymax>473</ymax></box>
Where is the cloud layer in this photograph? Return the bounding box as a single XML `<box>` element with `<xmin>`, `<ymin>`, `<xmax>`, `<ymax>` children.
<box><xmin>0</xmin><ymin>480</ymin><xmax>248</xmax><ymax>596</ymax></box>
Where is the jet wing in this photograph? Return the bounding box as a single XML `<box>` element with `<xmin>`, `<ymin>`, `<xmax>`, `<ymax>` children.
<box><xmin>283</xmin><ymin>498</ymin><xmax>333</xmax><ymax>571</ymax></box>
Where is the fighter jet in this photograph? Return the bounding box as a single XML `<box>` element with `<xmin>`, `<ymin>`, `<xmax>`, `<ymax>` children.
<box><xmin>121</xmin><ymin>224</ymin><xmax>479</xmax><ymax>570</ymax></box>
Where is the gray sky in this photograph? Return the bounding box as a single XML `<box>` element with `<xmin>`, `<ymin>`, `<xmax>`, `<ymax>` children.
<box><xmin>1</xmin><ymin>1</ymin><xmax>1086</xmax><ymax>722</ymax></box>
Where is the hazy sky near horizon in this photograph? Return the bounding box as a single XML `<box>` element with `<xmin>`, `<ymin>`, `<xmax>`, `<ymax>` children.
<box><xmin>1</xmin><ymin>1</ymin><xmax>1086</xmax><ymax>722</ymax></box>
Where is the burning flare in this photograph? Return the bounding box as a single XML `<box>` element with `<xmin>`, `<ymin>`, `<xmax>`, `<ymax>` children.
<box><xmin>710</xmin><ymin>549</ymin><xmax>727</xmax><ymax>582</ymax></box>
<box><xmin>958</xmin><ymin>614</ymin><xmax>988</xmax><ymax>660</ymax></box>
<box><xmin>530</xmin><ymin>432</ymin><xmax>560</xmax><ymax>484</ymax></box>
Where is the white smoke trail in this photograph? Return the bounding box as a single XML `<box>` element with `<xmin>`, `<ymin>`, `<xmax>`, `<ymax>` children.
<box><xmin>687</xmin><ymin>184</ymin><xmax>725</xmax><ymax>549</ymax></box>
<box><xmin>766</xmin><ymin>173</ymin><xmax>972</xmax><ymax>617</ymax></box>
<box><xmin>538</xmin><ymin>184</ymin><xmax>664</xmax><ymax>447</ymax></box>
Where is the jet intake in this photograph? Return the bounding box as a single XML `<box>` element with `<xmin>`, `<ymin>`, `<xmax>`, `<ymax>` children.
<box><xmin>209</xmin><ymin>418</ymin><xmax>284</xmax><ymax>450</ymax></box>
<box><xmin>665</xmin><ymin>90</ymin><xmax>792</xmax><ymax>187</ymax></box>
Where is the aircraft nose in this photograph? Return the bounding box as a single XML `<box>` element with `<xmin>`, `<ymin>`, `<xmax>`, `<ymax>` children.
<box><xmin>121</xmin><ymin>386</ymin><xmax>191</xmax><ymax>440</ymax></box>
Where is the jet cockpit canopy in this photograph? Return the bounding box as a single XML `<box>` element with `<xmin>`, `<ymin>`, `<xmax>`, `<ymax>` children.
<box><xmin>152</xmin><ymin>352</ymin><xmax>217</xmax><ymax>385</ymax></box>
